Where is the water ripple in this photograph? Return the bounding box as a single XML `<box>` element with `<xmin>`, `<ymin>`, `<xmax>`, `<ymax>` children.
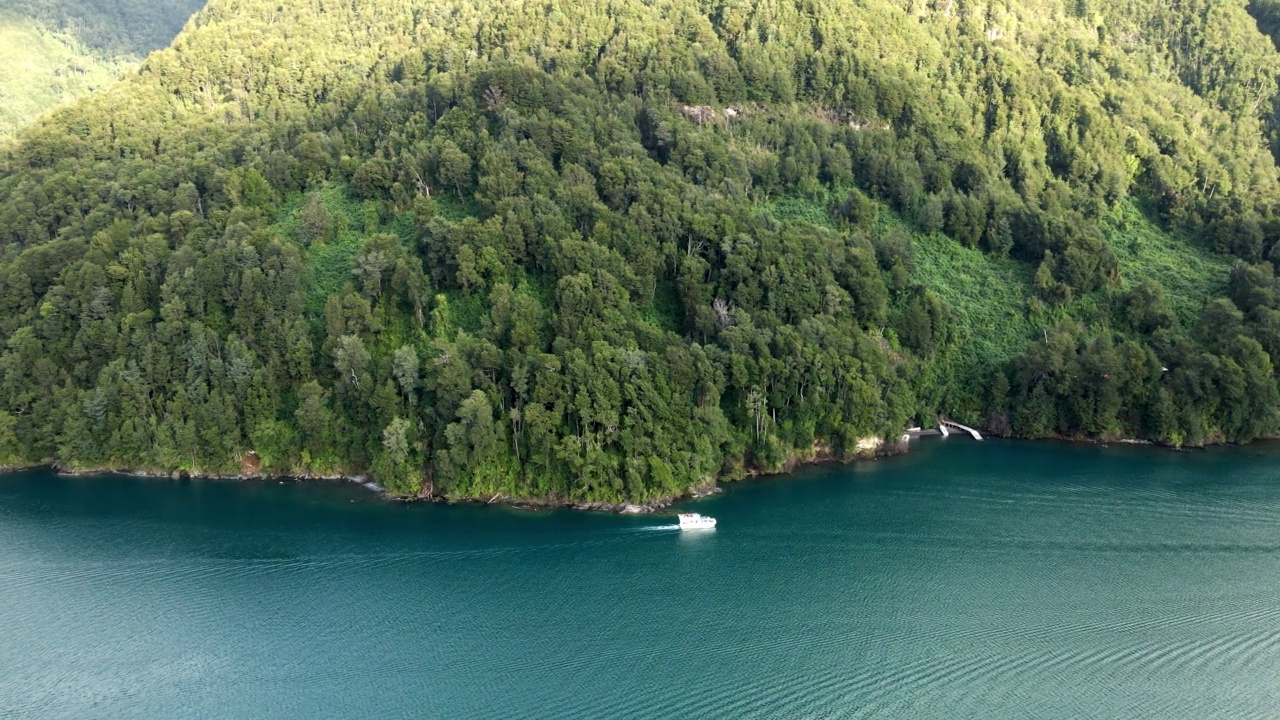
<box><xmin>2</xmin><ymin>443</ymin><xmax>1279</xmax><ymax>719</ymax></box>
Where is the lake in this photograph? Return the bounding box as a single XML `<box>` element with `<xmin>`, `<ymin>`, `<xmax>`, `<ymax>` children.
<box><xmin>2</xmin><ymin>439</ymin><xmax>1278</xmax><ymax>718</ymax></box>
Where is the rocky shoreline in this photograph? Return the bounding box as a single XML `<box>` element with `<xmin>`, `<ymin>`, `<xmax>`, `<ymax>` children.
<box><xmin>5</xmin><ymin>430</ymin><xmax>1244</xmax><ymax>514</ymax></box>
<box><xmin>495</xmin><ymin>482</ymin><xmax>726</xmax><ymax>515</ymax></box>
<box><xmin>51</xmin><ymin>464</ymin><xmax>366</xmax><ymax>484</ymax></box>
<box><xmin>0</xmin><ymin>434</ymin><xmax>906</xmax><ymax>514</ymax></box>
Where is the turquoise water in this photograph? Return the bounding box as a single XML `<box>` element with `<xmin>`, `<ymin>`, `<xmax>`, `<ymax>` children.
<box><xmin>2</xmin><ymin>439</ymin><xmax>1279</xmax><ymax>718</ymax></box>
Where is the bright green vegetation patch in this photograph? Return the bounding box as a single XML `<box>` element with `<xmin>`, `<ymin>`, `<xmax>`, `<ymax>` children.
<box><xmin>272</xmin><ymin>183</ymin><xmax>418</xmax><ymax>312</ymax></box>
<box><xmin>306</xmin><ymin>236</ymin><xmax>363</xmax><ymax>308</ymax></box>
<box><xmin>372</xmin><ymin>312</ymin><xmax>426</xmax><ymax>355</ymax></box>
<box><xmin>274</xmin><ymin>186</ymin><xmax>364</xmax><ymax>306</ymax></box>
<box><xmin>912</xmin><ymin>233</ymin><xmax>1035</xmax><ymax>366</ymax></box>
<box><xmin>385</xmin><ymin>210</ymin><xmax>417</xmax><ymax>246</ymax></box>
<box><xmin>757</xmin><ymin>193</ymin><xmax>1036</xmax><ymax>367</ymax></box>
<box><xmin>435</xmin><ymin>194</ymin><xmax>482</xmax><ymax>222</ymax></box>
<box><xmin>758</xmin><ymin>194</ymin><xmax>837</xmax><ymax>230</ymax></box>
<box><xmin>1105</xmin><ymin>202</ymin><xmax>1231</xmax><ymax>325</ymax></box>
<box><xmin>272</xmin><ymin>182</ymin><xmax>366</xmax><ymax>239</ymax></box>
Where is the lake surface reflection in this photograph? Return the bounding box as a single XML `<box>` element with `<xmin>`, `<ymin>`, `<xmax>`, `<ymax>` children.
<box><xmin>2</xmin><ymin>439</ymin><xmax>1278</xmax><ymax>718</ymax></box>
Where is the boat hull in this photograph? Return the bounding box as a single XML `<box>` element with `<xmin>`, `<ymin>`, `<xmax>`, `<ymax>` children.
<box><xmin>678</xmin><ymin>517</ymin><xmax>717</xmax><ymax>530</ymax></box>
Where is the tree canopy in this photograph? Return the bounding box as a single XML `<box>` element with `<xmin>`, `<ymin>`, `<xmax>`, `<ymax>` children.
<box><xmin>2</xmin><ymin>0</ymin><xmax>1280</xmax><ymax>501</ymax></box>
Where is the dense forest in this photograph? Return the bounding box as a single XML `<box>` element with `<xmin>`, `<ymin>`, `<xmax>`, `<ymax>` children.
<box><xmin>2</xmin><ymin>0</ymin><xmax>1280</xmax><ymax>502</ymax></box>
<box><xmin>0</xmin><ymin>0</ymin><xmax>204</xmax><ymax>137</ymax></box>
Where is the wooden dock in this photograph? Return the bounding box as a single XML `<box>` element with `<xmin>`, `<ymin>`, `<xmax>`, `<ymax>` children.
<box><xmin>939</xmin><ymin>418</ymin><xmax>983</xmax><ymax>440</ymax></box>
<box><xmin>905</xmin><ymin>427</ymin><xmax>943</xmax><ymax>437</ymax></box>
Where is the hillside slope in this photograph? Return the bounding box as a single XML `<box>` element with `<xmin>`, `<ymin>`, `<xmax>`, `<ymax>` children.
<box><xmin>0</xmin><ymin>0</ymin><xmax>204</xmax><ymax>137</ymax></box>
<box><xmin>2</xmin><ymin>0</ymin><xmax>1280</xmax><ymax>501</ymax></box>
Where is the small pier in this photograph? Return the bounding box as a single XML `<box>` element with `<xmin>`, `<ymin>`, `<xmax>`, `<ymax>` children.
<box><xmin>939</xmin><ymin>418</ymin><xmax>983</xmax><ymax>440</ymax></box>
<box><xmin>905</xmin><ymin>426</ymin><xmax>942</xmax><ymax>437</ymax></box>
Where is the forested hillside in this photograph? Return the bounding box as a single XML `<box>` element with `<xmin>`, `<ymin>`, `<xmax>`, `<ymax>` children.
<box><xmin>2</xmin><ymin>0</ymin><xmax>1280</xmax><ymax>501</ymax></box>
<box><xmin>0</xmin><ymin>0</ymin><xmax>204</xmax><ymax>137</ymax></box>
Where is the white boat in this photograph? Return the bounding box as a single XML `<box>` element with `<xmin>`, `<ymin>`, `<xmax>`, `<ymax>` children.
<box><xmin>678</xmin><ymin>513</ymin><xmax>716</xmax><ymax>530</ymax></box>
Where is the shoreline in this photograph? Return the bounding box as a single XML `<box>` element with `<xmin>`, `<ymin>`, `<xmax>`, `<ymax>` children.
<box><xmin>2</xmin><ymin>432</ymin><xmax>1267</xmax><ymax>513</ymax></box>
<box><xmin>0</xmin><ymin>436</ymin><xmax>906</xmax><ymax>514</ymax></box>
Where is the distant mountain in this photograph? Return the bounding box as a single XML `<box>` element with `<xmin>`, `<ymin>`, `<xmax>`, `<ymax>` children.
<box><xmin>0</xmin><ymin>0</ymin><xmax>204</xmax><ymax>137</ymax></box>
<box><xmin>1</xmin><ymin>0</ymin><xmax>1280</xmax><ymax>502</ymax></box>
